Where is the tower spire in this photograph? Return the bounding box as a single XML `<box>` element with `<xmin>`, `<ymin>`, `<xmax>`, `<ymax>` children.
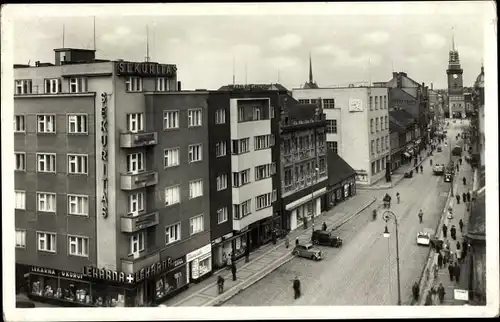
<box><xmin>145</xmin><ymin>25</ymin><xmax>150</xmax><ymax>62</ymax></box>
<box><xmin>451</xmin><ymin>26</ymin><xmax>455</xmax><ymax>51</ymax></box>
<box><xmin>309</xmin><ymin>52</ymin><xmax>314</xmax><ymax>83</ymax></box>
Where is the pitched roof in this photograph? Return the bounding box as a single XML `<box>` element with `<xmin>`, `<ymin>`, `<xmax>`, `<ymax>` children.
<box><xmin>389</xmin><ymin>120</ymin><xmax>406</xmax><ymax>134</ymax></box>
<box><xmin>389</xmin><ymin>109</ymin><xmax>416</xmax><ymax>128</ymax></box>
<box><xmin>327</xmin><ymin>150</ymin><xmax>356</xmax><ymax>185</ymax></box>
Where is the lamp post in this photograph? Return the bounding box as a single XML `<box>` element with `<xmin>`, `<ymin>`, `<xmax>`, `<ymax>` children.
<box><xmin>383</xmin><ymin>211</ymin><xmax>401</xmax><ymax>306</ymax></box>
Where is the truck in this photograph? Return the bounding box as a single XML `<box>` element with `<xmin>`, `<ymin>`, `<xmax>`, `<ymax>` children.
<box><xmin>433</xmin><ymin>164</ymin><xmax>445</xmax><ymax>175</ymax></box>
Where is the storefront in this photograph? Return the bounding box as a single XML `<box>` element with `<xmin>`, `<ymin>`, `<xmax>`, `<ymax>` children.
<box><xmin>285</xmin><ymin>187</ymin><xmax>326</xmax><ymax>231</ymax></box>
<box><xmin>211</xmin><ymin>231</ymin><xmax>246</xmax><ymax>269</ymax></box>
<box><xmin>186</xmin><ymin>244</ymin><xmax>212</xmax><ymax>283</ymax></box>
<box><xmin>23</xmin><ymin>256</ymin><xmax>189</xmax><ymax>307</ymax></box>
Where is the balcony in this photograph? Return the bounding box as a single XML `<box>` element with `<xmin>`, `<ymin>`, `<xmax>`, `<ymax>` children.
<box><xmin>121</xmin><ymin>170</ymin><xmax>158</xmax><ymax>190</ymax></box>
<box><xmin>121</xmin><ymin>212</ymin><xmax>159</xmax><ymax>233</ymax></box>
<box><xmin>120</xmin><ymin>131</ymin><xmax>158</xmax><ymax>148</ymax></box>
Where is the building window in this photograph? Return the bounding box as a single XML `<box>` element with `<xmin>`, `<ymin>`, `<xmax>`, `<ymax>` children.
<box><xmin>128</xmin><ymin>192</ymin><xmax>144</xmax><ymax>215</ymax></box>
<box><xmin>37</xmin><ymin>114</ymin><xmax>56</xmax><ymax>133</ymax></box>
<box><xmin>165</xmin><ymin>185</ymin><xmax>180</xmax><ymax>206</ymax></box>
<box><xmin>163</xmin><ymin>111</ymin><xmax>179</xmax><ymax>129</ymax></box>
<box><xmin>216</xmin><ymin>141</ymin><xmax>227</xmax><ymax>157</ymax></box>
<box><xmin>284</xmin><ymin>168</ymin><xmax>293</xmax><ymax>186</ymax></box>
<box><xmin>381</xmin><ymin>138</ymin><xmax>385</xmax><ymax>151</ymax></box>
<box><xmin>386</xmin><ymin>136</ymin><xmax>389</xmax><ymax>150</ymax></box>
<box><xmin>190</xmin><ymin>214</ymin><xmax>204</xmax><ymax>235</ymax></box>
<box><xmin>253</xmin><ymin>106</ymin><xmax>262</xmax><ymax>120</ymax></box>
<box><xmin>298</xmin><ymin>99</ymin><xmax>310</xmax><ymax>104</ymax></box>
<box><xmin>326</xmin><ymin>120</ymin><xmax>337</xmax><ymax>134</ymax></box>
<box><xmin>165</xmin><ymin>223</ymin><xmax>181</xmax><ymax>245</ymax></box>
<box><xmin>68</xmin><ymin>194</ymin><xmax>88</xmax><ymax>216</ymax></box>
<box><xmin>217</xmin><ymin>207</ymin><xmax>228</xmax><ymax>224</ymax></box>
<box><xmin>15</xmin><ymin>191</ymin><xmax>25</xmax><ymax>210</ymax></box>
<box><xmin>384</xmin><ymin>116</ymin><xmax>388</xmax><ymax>130</ymax></box>
<box><xmin>323</xmin><ymin>98</ymin><xmax>335</xmax><ymax>109</ymax></box>
<box><xmin>371</xmin><ymin>140</ymin><xmax>375</xmax><ymax>155</ymax></box>
<box><xmin>15</xmin><ymin>79</ymin><xmax>33</xmax><ymax>95</ymax></box>
<box><xmin>216</xmin><ymin>174</ymin><xmax>228</xmax><ymax>191</ymax></box>
<box><xmin>375</xmin><ymin>96</ymin><xmax>379</xmax><ymax>110</ymax></box>
<box><xmin>233</xmin><ymin>199</ymin><xmax>251</xmax><ymax>219</ymax></box>
<box><xmin>189</xmin><ymin>179</ymin><xmax>203</xmax><ymax>199</ymax></box>
<box><xmin>68</xmin><ymin>236</ymin><xmax>89</xmax><ymax>257</ymax></box>
<box><xmin>371</xmin><ymin>162</ymin><xmax>376</xmax><ymax>175</ymax></box>
<box><xmin>232</xmin><ymin>138</ymin><xmax>249</xmax><ymax>154</ymax></box>
<box><xmin>375</xmin><ymin>118</ymin><xmax>379</xmax><ymax>132</ymax></box>
<box><xmin>68</xmin><ymin>154</ymin><xmax>88</xmax><ymax>175</ymax></box>
<box><xmin>37</xmin><ymin>232</ymin><xmax>56</xmax><ymax>253</ymax></box>
<box><xmin>14</xmin><ymin>115</ymin><xmax>25</xmax><ymax>132</ymax></box>
<box><xmin>188</xmin><ymin>109</ymin><xmax>202</xmax><ymax>127</ymax></box>
<box><xmin>376</xmin><ymin>138</ymin><xmax>380</xmax><ymax>153</ymax></box>
<box><xmin>156</xmin><ymin>77</ymin><xmax>169</xmax><ymax>92</ymax></box>
<box><xmin>384</xmin><ymin>96</ymin><xmax>387</xmax><ymax>109</ymax></box>
<box><xmin>15</xmin><ymin>152</ymin><xmax>26</xmax><ymax>171</ymax></box>
<box><xmin>129</xmin><ymin>232</ymin><xmax>145</xmax><ymax>255</ymax></box>
<box><xmin>37</xmin><ymin>153</ymin><xmax>56</xmax><ymax>173</ymax></box>
<box><xmin>188</xmin><ymin>144</ymin><xmax>203</xmax><ymax>163</ymax></box>
<box><xmin>215</xmin><ymin>109</ymin><xmax>226</xmax><ymax>124</ymax></box>
<box><xmin>369</xmin><ymin>97</ymin><xmax>373</xmax><ymax>110</ymax></box>
<box><xmin>127</xmin><ymin>113</ymin><xmax>144</xmax><ymax>133</ymax></box>
<box><xmin>370</xmin><ymin>119</ymin><xmax>374</xmax><ymax>133</ymax></box>
<box><xmin>125</xmin><ymin>77</ymin><xmax>142</xmax><ymax>92</ymax></box>
<box><xmin>256</xmin><ymin>192</ymin><xmax>273</xmax><ymax>210</ymax></box>
<box><xmin>254</xmin><ymin>134</ymin><xmax>275</xmax><ymax>150</ymax></box>
<box><xmin>327</xmin><ymin>141</ymin><xmax>338</xmax><ymax>154</ymax></box>
<box><xmin>16</xmin><ymin>230</ymin><xmax>26</xmax><ymax>248</ymax></box>
<box><xmin>37</xmin><ymin>192</ymin><xmax>56</xmax><ymax>213</ymax></box>
<box><xmin>68</xmin><ymin>114</ymin><xmax>88</xmax><ymax>134</ymax></box>
<box><xmin>69</xmin><ymin>77</ymin><xmax>87</xmax><ymax>93</ymax></box>
<box><xmin>44</xmin><ymin>78</ymin><xmax>61</xmax><ymax>94</ymax></box>
<box><xmin>255</xmin><ymin>163</ymin><xmax>276</xmax><ymax>181</ymax></box>
<box><xmin>270</xmin><ymin>105</ymin><xmax>276</xmax><ymax>119</ymax></box>
<box><xmin>126</xmin><ymin>153</ymin><xmax>144</xmax><ymax>174</ymax></box>
<box><xmin>164</xmin><ymin>147</ymin><xmax>180</xmax><ymax>168</ymax></box>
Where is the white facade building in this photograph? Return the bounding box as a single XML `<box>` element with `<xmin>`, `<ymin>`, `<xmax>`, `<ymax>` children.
<box><xmin>292</xmin><ymin>87</ymin><xmax>390</xmax><ymax>185</ymax></box>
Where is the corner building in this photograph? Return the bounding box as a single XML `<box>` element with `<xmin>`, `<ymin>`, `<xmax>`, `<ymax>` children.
<box><xmin>14</xmin><ymin>47</ymin><xmax>211</xmax><ymax>307</ymax></box>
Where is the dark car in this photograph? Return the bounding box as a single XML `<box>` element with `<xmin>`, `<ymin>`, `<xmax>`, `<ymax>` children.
<box><xmin>311</xmin><ymin>230</ymin><xmax>343</xmax><ymax>247</ymax></box>
<box><xmin>452</xmin><ymin>146</ymin><xmax>462</xmax><ymax>156</ymax></box>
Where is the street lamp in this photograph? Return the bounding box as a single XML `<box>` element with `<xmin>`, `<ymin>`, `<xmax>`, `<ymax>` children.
<box><xmin>383</xmin><ymin>211</ymin><xmax>402</xmax><ymax>306</ymax></box>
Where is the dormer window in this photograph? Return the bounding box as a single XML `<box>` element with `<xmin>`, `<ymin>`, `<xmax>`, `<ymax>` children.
<box><xmin>69</xmin><ymin>77</ymin><xmax>88</xmax><ymax>93</ymax></box>
<box><xmin>15</xmin><ymin>80</ymin><xmax>32</xmax><ymax>95</ymax></box>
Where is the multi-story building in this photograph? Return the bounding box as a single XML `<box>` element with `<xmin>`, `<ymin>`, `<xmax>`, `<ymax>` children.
<box><xmin>292</xmin><ymin>86</ymin><xmax>390</xmax><ymax>185</ymax></box>
<box><xmin>446</xmin><ymin>37</ymin><xmax>465</xmax><ymax>119</ymax></box>
<box><xmin>388</xmin><ymin>109</ymin><xmax>419</xmax><ymax>171</ymax></box>
<box><xmin>14</xmin><ymin>47</ymin><xmax>213</xmax><ymax>307</ymax></box>
<box><xmin>208</xmin><ymin>84</ymin><xmax>283</xmax><ymax>269</ymax></box>
<box><xmin>278</xmin><ymin>97</ymin><xmax>329</xmax><ymax>231</ymax></box>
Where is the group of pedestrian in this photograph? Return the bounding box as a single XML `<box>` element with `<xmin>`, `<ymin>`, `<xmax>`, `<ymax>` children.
<box><xmin>447</xmin><ymin>262</ymin><xmax>462</xmax><ymax>283</ymax></box>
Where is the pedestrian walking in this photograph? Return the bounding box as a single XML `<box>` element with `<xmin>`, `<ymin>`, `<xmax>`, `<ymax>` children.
<box><xmin>227</xmin><ymin>253</ymin><xmax>232</xmax><ymax>267</ymax></box>
<box><xmin>322</xmin><ymin>222</ymin><xmax>327</xmax><ymax>231</ymax></box>
<box><xmin>292</xmin><ymin>276</ymin><xmax>301</xmax><ymax>299</ymax></box>
<box><xmin>466</xmin><ymin>191</ymin><xmax>471</xmax><ymax>203</ymax></box>
<box><xmin>418</xmin><ymin>210</ymin><xmax>423</xmax><ymax>223</ymax></box>
<box><xmin>295</xmin><ymin>237</ymin><xmax>299</xmax><ymax>246</ymax></box>
<box><xmin>448</xmin><ymin>263</ymin><xmax>455</xmax><ymax>281</ymax></box>
<box><xmin>396</xmin><ymin>192</ymin><xmax>400</xmax><ymax>204</ymax></box>
<box><xmin>455</xmin><ymin>264</ymin><xmax>461</xmax><ymax>283</ymax></box>
<box><xmin>463</xmin><ymin>177</ymin><xmax>467</xmax><ymax>185</ymax></box>
<box><xmin>272</xmin><ymin>229</ymin><xmax>277</xmax><ymax>245</ymax></box>
<box><xmin>459</xmin><ymin>158</ymin><xmax>463</xmax><ymax>165</ymax></box>
<box><xmin>424</xmin><ymin>291</ymin><xmax>433</xmax><ymax>306</ymax></box>
<box><xmin>420</xmin><ymin>165</ymin><xmax>423</xmax><ymax>173</ymax></box>
<box><xmin>459</xmin><ymin>219</ymin><xmax>464</xmax><ymax>233</ymax></box>
<box><xmin>442</xmin><ymin>224</ymin><xmax>448</xmax><ymax>238</ymax></box>
<box><xmin>450</xmin><ymin>225</ymin><xmax>457</xmax><ymax>240</ymax></box>
<box><xmin>462</xmin><ymin>192</ymin><xmax>467</xmax><ymax>203</ymax></box>
<box><xmin>437</xmin><ymin>283</ymin><xmax>446</xmax><ymax>304</ymax></box>
<box><xmin>456</xmin><ymin>241</ymin><xmax>461</xmax><ymax>251</ymax></box>
<box><xmin>456</xmin><ymin>164</ymin><xmax>459</xmax><ymax>172</ymax></box>
<box><xmin>433</xmin><ymin>264</ymin><xmax>439</xmax><ymax>278</ymax></box>
<box><xmin>437</xmin><ymin>252</ymin><xmax>443</xmax><ymax>269</ymax></box>
<box><xmin>217</xmin><ymin>275</ymin><xmax>225</xmax><ymax>294</ymax></box>
<box><xmin>231</xmin><ymin>263</ymin><xmax>237</xmax><ymax>281</ymax></box>
<box><xmin>303</xmin><ymin>216</ymin><xmax>308</xmax><ymax>229</ymax></box>
<box><xmin>462</xmin><ymin>240</ymin><xmax>468</xmax><ymax>257</ymax></box>
<box><xmin>456</xmin><ymin>194</ymin><xmax>460</xmax><ymax>205</ymax></box>
<box><xmin>430</xmin><ymin>159</ymin><xmax>433</xmax><ymax>166</ymax></box>
<box><xmin>456</xmin><ymin>249</ymin><xmax>462</xmax><ymax>263</ymax></box>
<box><xmin>412</xmin><ymin>282</ymin><xmax>420</xmax><ymax>302</ymax></box>
<box><xmin>285</xmin><ymin>235</ymin><xmax>290</xmax><ymax>249</ymax></box>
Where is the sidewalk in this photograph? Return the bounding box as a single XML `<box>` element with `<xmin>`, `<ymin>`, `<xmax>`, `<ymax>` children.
<box><xmin>361</xmin><ymin>148</ymin><xmax>431</xmax><ymax>190</ymax></box>
<box><xmin>416</xmin><ymin>160</ymin><xmax>474</xmax><ymax>306</ymax></box>
<box><xmin>160</xmin><ymin>191</ymin><xmax>377</xmax><ymax>307</ymax></box>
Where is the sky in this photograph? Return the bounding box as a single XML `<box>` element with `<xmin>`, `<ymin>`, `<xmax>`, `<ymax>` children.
<box><xmin>7</xmin><ymin>2</ymin><xmax>494</xmax><ymax>91</ymax></box>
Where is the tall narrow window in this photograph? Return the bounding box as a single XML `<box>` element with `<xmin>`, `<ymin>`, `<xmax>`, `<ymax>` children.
<box><xmin>126</xmin><ymin>153</ymin><xmax>144</xmax><ymax>174</ymax></box>
<box><xmin>68</xmin><ymin>195</ymin><xmax>89</xmax><ymax>216</ymax></box>
<box><xmin>127</xmin><ymin>113</ymin><xmax>144</xmax><ymax>133</ymax></box>
<box><xmin>68</xmin><ymin>154</ymin><xmax>88</xmax><ymax>174</ymax></box>
<box><xmin>188</xmin><ymin>109</ymin><xmax>202</xmax><ymax>127</ymax></box>
<box><xmin>44</xmin><ymin>78</ymin><xmax>61</xmax><ymax>94</ymax></box>
<box><xmin>163</xmin><ymin>111</ymin><xmax>179</xmax><ymax>129</ymax></box>
<box><xmin>37</xmin><ymin>115</ymin><xmax>56</xmax><ymax>133</ymax></box>
<box><xmin>14</xmin><ymin>115</ymin><xmax>25</xmax><ymax>132</ymax></box>
<box><xmin>164</xmin><ymin>147</ymin><xmax>180</xmax><ymax>168</ymax></box>
<box><xmin>69</xmin><ymin>77</ymin><xmax>88</xmax><ymax>93</ymax></box>
<box><xmin>15</xmin><ymin>80</ymin><xmax>33</xmax><ymax>95</ymax></box>
<box><xmin>15</xmin><ymin>152</ymin><xmax>26</xmax><ymax>171</ymax></box>
<box><xmin>125</xmin><ymin>77</ymin><xmax>142</xmax><ymax>92</ymax></box>
<box><xmin>128</xmin><ymin>192</ymin><xmax>144</xmax><ymax>215</ymax></box>
<box><xmin>68</xmin><ymin>114</ymin><xmax>88</xmax><ymax>134</ymax></box>
<box><xmin>156</xmin><ymin>77</ymin><xmax>169</xmax><ymax>91</ymax></box>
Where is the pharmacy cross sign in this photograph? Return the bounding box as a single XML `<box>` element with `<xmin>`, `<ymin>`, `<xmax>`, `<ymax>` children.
<box><xmin>126</xmin><ymin>274</ymin><xmax>134</xmax><ymax>284</ymax></box>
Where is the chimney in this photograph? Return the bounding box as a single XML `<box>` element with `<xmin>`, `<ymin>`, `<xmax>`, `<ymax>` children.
<box><xmin>177</xmin><ymin>81</ymin><xmax>182</xmax><ymax>91</ymax></box>
<box><xmin>35</xmin><ymin>61</ymin><xmax>40</xmax><ymax>67</ymax></box>
<box><xmin>431</xmin><ymin>83</ymin><xmax>433</xmax><ymax>90</ymax></box>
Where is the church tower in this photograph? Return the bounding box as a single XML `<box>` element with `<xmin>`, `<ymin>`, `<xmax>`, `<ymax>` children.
<box><xmin>446</xmin><ymin>29</ymin><xmax>465</xmax><ymax>118</ymax></box>
<box><xmin>303</xmin><ymin>53</ymin><xmax>319</xmax><ymax>89</ymax></box>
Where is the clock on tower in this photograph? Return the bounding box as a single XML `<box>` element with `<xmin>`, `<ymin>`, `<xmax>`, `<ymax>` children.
<box><xmin>446</xmin><ymin>33</ymin><xmax>465</xmax><ymax>118</ymax></box>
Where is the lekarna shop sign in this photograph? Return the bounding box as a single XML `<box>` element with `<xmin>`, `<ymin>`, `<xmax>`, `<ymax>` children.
<box><xmin>31</xmin><ymin>266</ymin><xmax>84</xmax><ymax>280</ymax></box>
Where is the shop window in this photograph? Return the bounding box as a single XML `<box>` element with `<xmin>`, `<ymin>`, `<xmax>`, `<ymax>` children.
<box><xmin>155</xmin><ymin>266</ymin><xmax>187</xmax><ymax>301</ymax></box>
<box><xmin>58</xmin><ymin>278</ymin><xmax>91</xmax><ymax>304</ymax></box>
<box><xmin>30</xmin><ymin>275</ymin><xmax>58</xmax><ymax>298</ymax></box>
<box><xmin>91</xmin><ymin>283</ymin><xmax>125</xmax><ymax>307</ymax></box>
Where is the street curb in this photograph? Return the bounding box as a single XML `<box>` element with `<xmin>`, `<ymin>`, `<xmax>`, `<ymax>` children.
<box><xmin>332</xmin><ymin>197</ymin><xmax>377</xmax><ymax>230</ymax></box>
<box><xmin>206</xmin><ymin>254</ymin><xmax>295</xmax><ymax>306</ymax></box>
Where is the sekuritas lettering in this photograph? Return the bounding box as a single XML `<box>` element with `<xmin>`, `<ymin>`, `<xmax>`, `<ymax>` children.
<box><xmin>149</xmin><ymin>64</ymin><xmax>155</xmax><ymax>75</ymax></box>
<box><xmin>118</xmin><ymin>62</ymin><xmax>125</xmax><ymax>74</ymax></box>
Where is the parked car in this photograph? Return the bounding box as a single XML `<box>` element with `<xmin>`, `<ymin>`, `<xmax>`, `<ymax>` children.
<box><xmin>292</xmin><ymin>243</ymin><xmax>324</xmax><ymax>261</ymax></box>
<box><xmin>416</xmin><ymin>231</ymin><xmax>431</xmax><ymax>246</ymax></box>
<box><xmin>311</xmin><ymin>230</ymin><xmax>343</xmax><ymax>247</ymax></box>
<box><xmin>433</xmin><ymin>164</ymin><xmax>445</xmax><ymax>175</ymax></box>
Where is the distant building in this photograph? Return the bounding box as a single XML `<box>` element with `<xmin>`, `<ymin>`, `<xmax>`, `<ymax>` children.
<box><xmin>388</xmin><ymin>110</ymin><xmax>419</xmax><ymax>171</ymax></box>
<box><xmin>302</xmin><ymin>54</ymin><xmax>319</xmax><ymax>89</ymax></box>
<box><xmin>446</xmin><ymin>35</ymin><xmax>465</xmax><ymax>118</ymax></box>
<box><xmin>292</xmin><ymin>86</ymin><xmax>390</xmax><ymax>185</ymax></box>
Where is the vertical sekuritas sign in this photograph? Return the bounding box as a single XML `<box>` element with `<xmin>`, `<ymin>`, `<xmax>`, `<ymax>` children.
<box><xmin>101</xmin><ymin>93</ymin><xmax>109</xmax><ymax>218</ymax></box>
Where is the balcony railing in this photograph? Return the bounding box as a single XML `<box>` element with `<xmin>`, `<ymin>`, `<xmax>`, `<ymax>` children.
<box><xmin>121</xmin><ymin>170</ymin><xmax>158</xmax><ymax>190</ymax></box>
<box><xmin>121</xmin><ymin>212</ymin><xmax>159</xmax><ymax>233</ymax></box>
<box><xmin>120</xmin><ymin>131</ymin><xmax>158</xmax><ymax>148</ymax></box>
